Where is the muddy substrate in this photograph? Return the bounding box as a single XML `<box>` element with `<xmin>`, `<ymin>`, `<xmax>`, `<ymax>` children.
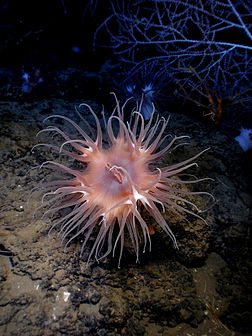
<box><xmin>0</xmin><ymin>98</ymin><xmax>251</xmax><ymax>336</ymax></box>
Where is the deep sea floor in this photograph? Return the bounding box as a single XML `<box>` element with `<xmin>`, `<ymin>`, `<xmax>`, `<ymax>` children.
<box><xmin>0</xmin><ymin>98</ymin><xmax>251</xmax><ymax>336</ymax></box>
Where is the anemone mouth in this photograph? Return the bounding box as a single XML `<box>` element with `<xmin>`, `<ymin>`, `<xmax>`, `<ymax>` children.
<box><xmin>32</xmin><ymin>93</ymin><xmax>214</xmax><ymax>267</ymax></box>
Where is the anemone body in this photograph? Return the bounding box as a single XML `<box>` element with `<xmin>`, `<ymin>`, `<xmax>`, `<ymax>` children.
<box><xmin>35</xmin><ymin>95</ymin><xmax>210</xmax><ymax>266</ymax></box>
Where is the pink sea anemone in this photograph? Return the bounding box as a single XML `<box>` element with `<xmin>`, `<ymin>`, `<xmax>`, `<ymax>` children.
<box><xmin>33</xmin><ymin>94</ymin><xmax>212</xmax><ymax>266</ymax></box>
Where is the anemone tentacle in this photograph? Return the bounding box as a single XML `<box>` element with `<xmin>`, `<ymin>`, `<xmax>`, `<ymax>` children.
<box><xmin>34</xmin><ymin>94</ymin><xmax>212</xmax><ymax>266</ymax></box>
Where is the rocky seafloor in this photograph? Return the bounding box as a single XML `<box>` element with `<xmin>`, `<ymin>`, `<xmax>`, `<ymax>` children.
<box><xmin>0</xmin><ymin>98</ymin><xmax>251</xmax><ymax>336</ymax></box>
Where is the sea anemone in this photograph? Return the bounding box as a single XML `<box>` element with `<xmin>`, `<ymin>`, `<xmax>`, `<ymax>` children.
<box><xmin>119</xmin><ymin>61</ymin><xmax>173</xmax><ymax>120</ymax></box>
<box><xmin>235</xmin><ymin>127</ymin><xmax>252</xmax><ymax>151</ymax></box>
<box><xmin>125</xmin><ymin>82</ymin><xmax>156</xmax><ymax>120</ymax></box>
<box><xmin>33</xmin><ymin>94</ymin><xmax>212</xmax><ymax>266</ymax></box>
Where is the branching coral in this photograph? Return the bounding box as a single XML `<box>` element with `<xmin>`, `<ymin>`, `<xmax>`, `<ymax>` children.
<box><xmin>176</xmin><ymin>67</ymin><xmax>251</xmax><ymax>126</ymax></box>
